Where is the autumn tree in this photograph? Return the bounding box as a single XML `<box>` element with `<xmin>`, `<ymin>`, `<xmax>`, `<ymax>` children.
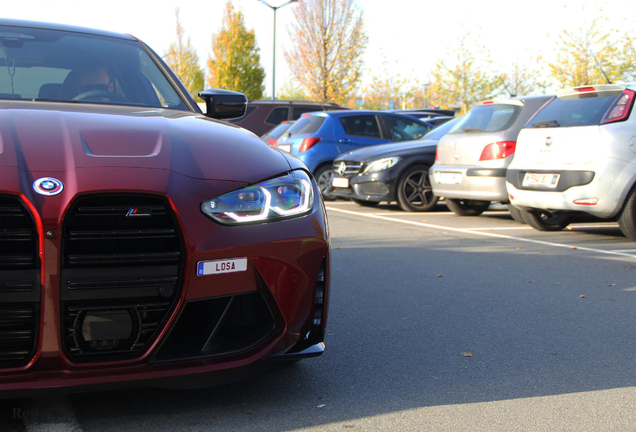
<box><xmin>427</xmin><ymin>35</ymin><xmax>500</xmax><ymax>115</ymax></box>
<box><xmin>498</xmin><ymin>58</ymin><xmax>547</xmax><ymax>98</ymax></box>
<box><xmin>208</xmin><ymin>1</ymin><xmax>265</xmax><ymax>99</ymax></box>
<box><xmin>549</xmin><ymin>16</ymin><xmax>630</xmax><ymax>86</ymax></box>
<box><xmin>358</xmin><ymin>58</ymin><xmax>414</xmax><ymax>110</ymax></box>
<box><xmin>164</xmin><ymin>8</ymin><xmax>205</xmax><ymax>101</ymax></box>
<box><xmin>276</xmin><ymin>81</ymin><xmax>309</xmax><ymax>101</ymax></box>
<box><xmin>284</xmin><ymin>0</ymin><xmax>368</xmax><ymax>104</ymax></box>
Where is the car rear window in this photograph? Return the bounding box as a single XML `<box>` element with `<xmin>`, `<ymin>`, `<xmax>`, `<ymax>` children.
<box><xmin>448</xmin><ymin>104</ymin><xmax>522</xmax><ymax>134</ymax></box>
<box><xmin>265</xmin><ymin>107</ymin><xmax>289</xmax><ymax>125</ymax></box>
<box><xmin>527</xmin><ymin>92</ymin><xmax>622</xmax><ymax>128</ymax></box>
<box><xmin>287</xmin><ymin>116</ymin><xmax>325</xmax><ymax>135</ymax></box>
<box><xmin>421</xmin><ymin>117</ymin><xmax>460</xmax><ymax>140</ymax></box>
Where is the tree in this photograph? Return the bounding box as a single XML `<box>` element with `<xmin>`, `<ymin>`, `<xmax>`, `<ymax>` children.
<box><xmin>498</xmin><ymin>58</ymin><xmax>547</xmax><ymax>98</ymax></box>
<box><xmin>207</xmin><ymin>1</ymin><xmax>265</xmax><ymax>99</ymax></box>
<box><xmin>427</xmin><ymin>35</ymin><xmax>500</xmax><ymax>114</ymax></box>
<box><xmin>284</xmin><ymin>0</ymin><xmax>368</xmax><ymax>104</ymax></box>
<box><xmin>358</xmin><ymin>58</ymin><xmax>414</xmax><ymax>110</ymax></box>
<box><xmin>549</xmin><ymin>16</ymin><xmax>629</xmax><ymax>87</ymax></box>
<box><xmin>164</xmin><ymin>8</ymin><xmax>205</xmax><ymax>101</ymax></box>
<box><xmin>276</xmin><ymin>81</ymin><xmax>309</xmax><ymax>101</ymax></box>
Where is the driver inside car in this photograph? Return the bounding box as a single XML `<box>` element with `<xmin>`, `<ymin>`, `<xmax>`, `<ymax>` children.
<box><xmin>77</xmin><ymin>65</ymin><xmax>114</xmax><ymax>94</ymax></box>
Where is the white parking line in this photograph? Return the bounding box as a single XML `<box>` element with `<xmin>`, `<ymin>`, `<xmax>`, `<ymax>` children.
<box><xmin>326</xmin><ymin>206</ymin><xmax>636</xmax><ymax>258</ymax></box>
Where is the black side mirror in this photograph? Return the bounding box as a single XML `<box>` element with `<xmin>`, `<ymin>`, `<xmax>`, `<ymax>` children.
<box><xmin>198</xmin><ymin>89</ymin><xmax>247</xmax><ymax>119</ymax></box>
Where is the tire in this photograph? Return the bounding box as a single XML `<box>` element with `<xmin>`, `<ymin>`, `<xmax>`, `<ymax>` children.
<box><xmin>445</xmin><ymin>199</ymin><xmax>490</xmax><ymax>216</ymax></box>
<box><xmin>521</xmin><ymin>208</ymin><xmax>571</xmax><ymax>231</ymax></box>
<box><xmin>618</xmin><ymin>188</ymin><xmax>636</xmax><ymax>240</ymax></box>
<box><xmin>352</xmin><ymin>199</ymin><xmax>379</xmax><ymax>207</ymax></box>
<box><xmin>396</xmin><ymin>165</ymin><xmax>439</xmax><ymax>212</ymax></box>
<box><xmin>314</xmin><ymin>165</ymin><xmax>336</xmax><ymax>201</ymax></box>
<box><xmin>507</xmin><ymin>204</ymin><xmax>526</xmax><ymax>224</ymax></box>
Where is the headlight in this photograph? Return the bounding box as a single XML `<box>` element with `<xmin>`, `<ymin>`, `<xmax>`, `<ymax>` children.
<box><xmin>201</xmin><ymin>171</ymin><xmax>314</xmax><ymax>225</ymax></box>
<box><xmin>362</xmin><ymin>157</ymin><xmax>401</xmax><ymax>174</ymax></box>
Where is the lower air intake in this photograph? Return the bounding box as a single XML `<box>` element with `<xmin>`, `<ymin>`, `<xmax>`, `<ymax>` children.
<box><xmin>151</xmin><ymin>292</ymin><xmax>277</xmax><ymax>363</ymax></box>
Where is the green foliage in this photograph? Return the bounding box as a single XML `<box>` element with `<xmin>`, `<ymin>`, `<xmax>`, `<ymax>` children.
<box><xmin>208</xmin><ymin>1</ymin><xmax>265</xmax><ymax>100</ymax></box>
<box><xmin>549</xmin><ymin>16</ymin><xmax>630</xmax><ymax>86</ymax></box>
<box><xmin>164</xmin><ymin>8</ymin><xmax>205</xmax><ymax>102</ymax></box>
<box><xmin>276</xmin><ymin>81</ymin><xmax>310</xmax><ymax>101</ymax></box>
<box><xmin>498</xmin><ymin>58</ymin><xmax>547</xmax><ymax>98</ymax></box>
<box><xmin>284</xmin><ymin>0</ymin><xmax>368</xmax><ymax>104</ymax></box>
<box><xmin>357</xmin><ymin>58</ymin><xmax>414</xmax><ymax>110</ymax></box>
<box><xmin>428</xmin><ymin>34</ymin><xmax>500</xmax><ymax>115</ymax></box>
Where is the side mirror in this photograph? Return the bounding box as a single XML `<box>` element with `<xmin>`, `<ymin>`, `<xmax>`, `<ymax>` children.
<box><xmin>198</xmin><ymin>89</ymin><xmax>247</xmax><ymax>119</ymax></box>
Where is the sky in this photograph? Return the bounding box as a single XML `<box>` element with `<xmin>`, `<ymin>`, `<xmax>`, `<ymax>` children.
<box><xmin>4</xmin><ymin>0</ymin><xmax>636</xmax><ymax>97</ymax></box>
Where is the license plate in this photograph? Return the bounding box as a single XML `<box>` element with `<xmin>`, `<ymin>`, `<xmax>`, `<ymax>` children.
<box><xmin>197</xmin><ymin>258</ymin><xmax>248</xmax><ymax>276</ymax></box>
<box><xmin>278</xmin><ymin>144</ymin><xmax>291</xmax><ymax>153</ymax></box>
<box><xmin>522</xmin><ymin>172</ymin><xmax>560</xmax><ymax>188</ymax></box>
<box><xmin>436</xmin><ymin>172</ymin><xmax>462</xmax><ymax>185</ymax></box>
<box><xmin>332</xmin><ymin>177</ymin><xmax>349</xmax><ymax>188</ymax></box>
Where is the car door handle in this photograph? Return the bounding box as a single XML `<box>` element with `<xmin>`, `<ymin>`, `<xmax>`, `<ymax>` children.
<box><xmin>339</xmin><ymin>139</ymin><xmax>352</xmax><ymax>144</ymax></box>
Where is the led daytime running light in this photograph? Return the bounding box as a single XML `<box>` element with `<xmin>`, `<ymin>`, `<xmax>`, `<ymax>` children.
<box><xmin>271</xmin><ymin>179</ymin><xmax>312</xmax><ymax>216</ymax></box>
<box><xmin>227</xmin><ymin>188</ymin><xmax>272</xmax><ymax>222</ymax></box>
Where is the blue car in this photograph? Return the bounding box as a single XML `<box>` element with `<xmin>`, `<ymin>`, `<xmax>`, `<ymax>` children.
<box><xmin>274</xmin><ymin>110</ymin><xmax>433</xmax><ymax>197</ymax></box>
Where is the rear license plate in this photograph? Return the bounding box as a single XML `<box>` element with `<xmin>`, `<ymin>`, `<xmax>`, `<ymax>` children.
<box><xmin>332</xmin><ymin>177</ymin><xmax>349</xmax><ymax>188</ymax></box>
<box><xmin>522</xmin><ymin>172</ymin><xmax>560</xmax><ymax>188</ymax></box>
<box><xmin>436</xmin><ymin>172</ymin><xmax>462</xmax><ymax>184</ymax></box>
<box><xmin>278</xmin><ymin>144</ymin><xmax>291</xmax><ymax>153</ymax></box>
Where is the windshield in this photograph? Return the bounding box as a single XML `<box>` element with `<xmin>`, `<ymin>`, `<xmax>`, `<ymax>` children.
<box><xmin>0</xmin><ymin>26</ymin><xmax>187</xmax><ymax>110</ymax></box>
<box><xmin>448</xmin><ymin>104</ymin><xmax>521</xmax><ymax>134</ymax></box>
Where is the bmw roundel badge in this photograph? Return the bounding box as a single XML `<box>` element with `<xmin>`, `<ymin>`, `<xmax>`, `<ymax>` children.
<box><xmin>33</xmin><ymin>177</ymin><xmax>64</xmax><ymax>196</ymax></box>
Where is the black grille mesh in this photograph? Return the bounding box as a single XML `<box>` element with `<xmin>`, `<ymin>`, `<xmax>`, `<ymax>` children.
<box><xmin>61</xmin><ymin>195</ymin><xmax>183</xmax><ymax>362</ymax></box>
<box><xmin>0</xmin><ymin>196</ymin><xmax>40</xmax><ymax>367</ymax></box>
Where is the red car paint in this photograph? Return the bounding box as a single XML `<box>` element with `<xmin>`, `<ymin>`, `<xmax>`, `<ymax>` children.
<box><xmin>0</xmin><ymin>21</ymin><xmax>329</xmax><ymax>395</ymax></box>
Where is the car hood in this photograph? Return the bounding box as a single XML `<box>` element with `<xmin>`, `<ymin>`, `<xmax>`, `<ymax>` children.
<box><xmin>0</xmin><ymin>102</ymin><xmax>291</xmax><ymax>182</ymax></box>
<box><xmin>336</xmin><ymin>139</ymin><xmax>438</xmax><ymax>162</ymax></box>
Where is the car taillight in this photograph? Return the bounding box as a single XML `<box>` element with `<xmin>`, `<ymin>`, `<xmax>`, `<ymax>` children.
<box><xmin>299</xmin><ymin>137</ymin><xmax>321</xmax><ymax>152</ymax></box>
<box><xmin>435</xmin><ymin>146</ymin><xmax>439</xmax><ymax>161</ymax></box>
<box><xmin>479</xmin><ymin>141</ymin><xmax>516</xmax><ymax>161</ymax></box>
<box><xmin>601</xmin><ymin>90</ymin><xmax>635</xmax><ymax>124</ymax></box>
<box><xmin>576</xmin><ymin>86</ymin><xmax>596</xmax><ymax>93</ymax></box>
<box><xmin>268</xmin><ymin>139</ymin><xmax>278</xmax><ymax>146</ymax></box>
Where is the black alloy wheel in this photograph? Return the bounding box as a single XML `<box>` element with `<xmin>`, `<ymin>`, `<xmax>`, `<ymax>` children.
<box><xmin>397</xmin><ymin>165</ymin><xmax>439</xmax><ymax>212</ymax></box>
<box><xmin>445</xmin><ymin>198</ymin><xmax>490</xmax><ymax>216</ymax></box>
<box><xmin>521</xmin><ymin>208</ymin><xmax>571</xmax><ymax>231</ymax></box>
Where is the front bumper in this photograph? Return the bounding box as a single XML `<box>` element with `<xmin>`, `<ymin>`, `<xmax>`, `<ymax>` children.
<box><xmin>331</xmin><ymin>170</ymin><xmax>398</xmax><ymax>202</ymax></box>
<box><xmin>0</xmin><ymin>175</ymin><xmax>330</xmax><ymax>394</ymax></box>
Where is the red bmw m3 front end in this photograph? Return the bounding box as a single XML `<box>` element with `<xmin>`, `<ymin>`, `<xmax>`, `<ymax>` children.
<box><xmin>0</xmin><ymin>19</ymin><xmax>330</xmax><ymax>396</ymax></box>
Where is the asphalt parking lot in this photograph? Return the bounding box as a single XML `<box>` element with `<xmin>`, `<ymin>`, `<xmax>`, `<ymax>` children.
<box><xmin>4</xmin><ymin>200</ymin><xmax>636</xmax><ymax>431</ymax></box>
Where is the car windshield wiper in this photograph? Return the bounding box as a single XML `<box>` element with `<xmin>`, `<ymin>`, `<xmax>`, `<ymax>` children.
<box><xmin>461</xmin><ymin>128</ymin><xmax>485</xmax><ymax>133</ymax></box>
<box><xmin>531</xmin><ymin>120</ymin><xmax>560</xmax><ymax>128</ymax></box>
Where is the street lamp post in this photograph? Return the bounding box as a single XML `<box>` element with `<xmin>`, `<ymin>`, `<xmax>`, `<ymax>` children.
<box><xmin>257</xmin><ymin>0</ymin><xmax>298</xmax><ymax>100</ymax></box>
